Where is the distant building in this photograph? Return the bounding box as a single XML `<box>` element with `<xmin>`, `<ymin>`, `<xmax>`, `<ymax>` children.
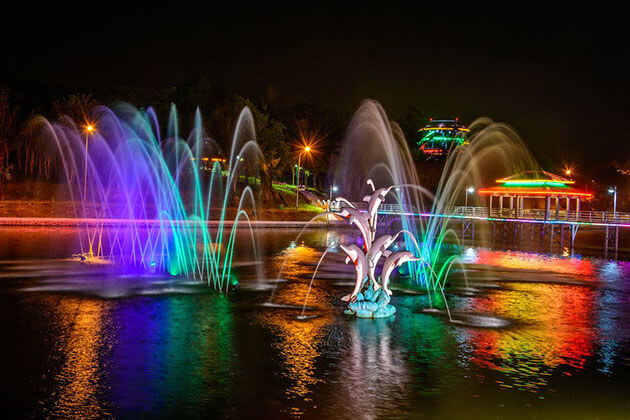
<box><xmin>478</xmin><ymin>170</ymin><xmax>593</xmax><ymax>219</ymax></box>
<box><xmin>417</xmin><ymin>119</ymin><xmax>469</xmax><ymax>158</ymax></box>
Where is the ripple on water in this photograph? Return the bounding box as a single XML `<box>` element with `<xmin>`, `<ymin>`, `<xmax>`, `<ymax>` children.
<box><xmin>421</xmin><ymin>308</ymin><xmax>510</xmax><ymax>328</ymax></box>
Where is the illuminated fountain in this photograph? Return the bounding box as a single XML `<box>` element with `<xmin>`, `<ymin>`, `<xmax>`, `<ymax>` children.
<box><xmin>328</xmin><ymin>101</ymin><xmax>539</xmax><ymax>321</ymax></box>
<box><xmin>34</xmin><ymin>103</ymin><xmax>263</xmax><ymax>291</ymax></box>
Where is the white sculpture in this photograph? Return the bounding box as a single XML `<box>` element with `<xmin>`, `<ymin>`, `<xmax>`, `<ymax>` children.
<box><xmin>335</xmin><ymin>180</ymin><xmax>421</xmax><ymax>318</ymax></box>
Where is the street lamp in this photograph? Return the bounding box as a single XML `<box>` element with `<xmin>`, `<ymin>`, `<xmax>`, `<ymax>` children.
<box><xmin>326</xmin><ymin>185</ymin><xmax>338</xmax><ymax>223</ymax></box>
<box><xmin>608</xmin><ymin>186</ymin><xmax>617</xmax><ymax>216</ymax></box>
<box><xmin>295</xmin><ymin>146</ymin><xmax>311</xmax><ymax>208</ymax></box>
<box><xmin>83</xmin><ymin>123</ymin><xmax>96</xmax><ymax>201</ymax></box>
<box><xmin>465</xmin><ymin>186</ymin><xmax>475</xmax><ymax>207</ymax></box>
<box><xmin>329</xmin><ymin>185</ymin><xmax>338</xmax><ymax>202</ymax></box>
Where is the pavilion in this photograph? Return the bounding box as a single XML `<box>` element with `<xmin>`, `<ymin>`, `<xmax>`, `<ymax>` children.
<box><xmin>478</xmin><ymin>171</ymin><xmax>593</xmax><ymax>220</ymax></box>
<box><xmin>417</xmin><ymin>119</ymin><xmax>469</xmax><ymax>158</ymax></box>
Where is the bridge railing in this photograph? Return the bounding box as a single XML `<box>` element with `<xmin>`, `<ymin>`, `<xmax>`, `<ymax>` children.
<box><xmin>331</xmin><ymin>201</ymin><xmax>630</xmax><ymax>225</ymax></box>
<box><xmin>379</xmin><ymin>203</ymin><xmax>420</xmax><ymax>213</ymax></box>
<box><xmin>451</xmin><ymin>206</ymin><xmax>489</xmax><ymax>218</ymax></box>
<box><xmin>452</xmin><ymin>206</ymin><xmax>630</xmax><ymax>224</ymax></box>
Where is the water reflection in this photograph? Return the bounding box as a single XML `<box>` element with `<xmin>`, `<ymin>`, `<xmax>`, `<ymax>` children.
<box><xmin>106</xmin><ymin>295</ymin><xmax>235</xmax><ymax>417</ymax></box>
<box><xmin>329</xmin><ymin>318</ymin><xmax>410</xmax><ymax>417</ymax></box>
<box><xmin>469</xmin><ymin>248</ymin><xmax>596</xmax><ymax>280</ymax></box>
<box><xmin>46</xmin><ymin>297</ymin><xmax>112</xmax><ymax>419</ymax></box>
<box><xmin>261</xmin><ymin>243</ymin><xmax>334</xmax><ymax>417</ymax></box>
<box><xmin>456</xmin><ymin>248</ymin><xmax>630</xmax><ymax>392</ymax></box>
<box><xmin>3</xmin><ymin>228</ymin><xmax>630</xmax><ymax>418</ymax></box>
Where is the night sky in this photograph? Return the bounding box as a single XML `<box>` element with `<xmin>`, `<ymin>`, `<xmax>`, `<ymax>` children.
<box><xmin>2</xmin><ymin>4</ymin><xmax>629</xmax><ymax>169</ymax></box>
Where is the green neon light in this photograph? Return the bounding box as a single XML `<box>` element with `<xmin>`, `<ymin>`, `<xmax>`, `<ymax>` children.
<box><xmin>420</xmin><ymin>136</ymin><xmax>463</xmax><ymax>142</ymax></box>
<box><xmin>501</xmin><ymin>180</ymin><xmax>568</xmax><ymax>187</ymax></box>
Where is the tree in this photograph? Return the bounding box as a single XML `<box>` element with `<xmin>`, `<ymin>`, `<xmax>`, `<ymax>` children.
<box><xmin>209</xmin><ymin>96</ymin><xmax>289</xmax><ymax>204</ymax></box>
<box><xmin>304</xmin><ymin>169</ymin><xmax>311</xmax><ymax>187</ymax></box>
<box><xmin>289</xmin><ymin>108</ymin><xmax>336</xmax><ymax>189</ymax></box>
<box><xmin>0</xmin><ymin>88</ymin><xmax>18</xmax><ymax>175</ymax></box>
<box><xmin>52</xmin><ymin>93</ymin><xmax>99</xmax><ymax>124</ymax></box>
<box><xmin>397</xmin><ymin>105</ymin><xmax>426</xmax><ymax>153</ymax></box>
<box><xmin>0</xmin><ymin>163</ymin><xmax>12</xmax><ymax>200</ymax></box>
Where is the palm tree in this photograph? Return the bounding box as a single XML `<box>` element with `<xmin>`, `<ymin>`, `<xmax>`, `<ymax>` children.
<box><xmin>304</xmin><ymin>169</ymin><xmax>311</xmax><ymax>188</ymax></box>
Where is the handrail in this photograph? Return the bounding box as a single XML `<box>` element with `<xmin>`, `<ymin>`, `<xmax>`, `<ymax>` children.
<box><xmin>330</xmin><ymin>202</ymin><xmax>630</xmax><ymax>225</ymax></box>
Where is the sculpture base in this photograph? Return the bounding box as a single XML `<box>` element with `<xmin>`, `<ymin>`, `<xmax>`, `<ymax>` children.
<box><xmin>344</xmin><ymin>286</ymin><xmax>396</xmax><ymax>318</ymax></box>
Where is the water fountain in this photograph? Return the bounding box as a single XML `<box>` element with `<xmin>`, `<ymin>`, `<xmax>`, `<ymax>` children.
<box><xmin>33</xmin><ymin>103</ymin><xmax>264</xmax><ymax>291</ymax></box>
<box><xmin>327</xmin><ymin>100</ymin><xmax>540</xmax><ymax>320</ymax></box>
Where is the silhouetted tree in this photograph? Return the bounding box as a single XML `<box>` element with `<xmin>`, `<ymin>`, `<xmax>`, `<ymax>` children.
<box><xmin>397</xmin><ymin>105</ymin><xmax>426</xmax><ymax>154</ymax></box>
<box><xmin>52</xmin><ymin>93</ymin><xmax>99</xmax><ymax>124</ymax></box>
<box><xmin>209</xmin><ymin>96</ymin><xmax>289</xmax><ymax>203</ymax></box>
<box><xmin>0</xmin><ymin>90</ymin><xmax>17</xmax><ymax>158</ymax></box>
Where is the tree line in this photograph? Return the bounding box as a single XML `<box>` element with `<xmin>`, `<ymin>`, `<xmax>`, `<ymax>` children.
<box><xmin>0</xmin><ymin>79</ymin><xmax>358</xmax><ymax>201</ymax></box>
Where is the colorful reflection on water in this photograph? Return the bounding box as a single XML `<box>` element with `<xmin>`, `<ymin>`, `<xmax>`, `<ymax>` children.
<box><xmin>1</xmin><ymin>229</ymin><xmax>630</xmax><ymax>418</ymax></box>
<box><xmin>45</xmin><ymin>297</ymin><xmax>111</xmax><ymax>419</ymax></box>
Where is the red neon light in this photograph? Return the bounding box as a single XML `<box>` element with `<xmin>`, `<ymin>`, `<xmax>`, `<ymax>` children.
<box><xmin>478</xmin><ymin>189</ymin><xmax>592</xmax><ymax>197</ymax></box>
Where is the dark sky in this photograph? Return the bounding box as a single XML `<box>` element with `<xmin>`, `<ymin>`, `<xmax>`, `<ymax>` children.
<box><xmin>2</xmin><ymin>3</ymin><xmax>629</xmax><ymax>169</ymax></box>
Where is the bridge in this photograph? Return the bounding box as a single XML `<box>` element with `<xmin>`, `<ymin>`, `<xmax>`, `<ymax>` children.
<box><xmin>329</xmin><ymin>201</ymin><xmax>630</xmax><ymax>257</ymax></box>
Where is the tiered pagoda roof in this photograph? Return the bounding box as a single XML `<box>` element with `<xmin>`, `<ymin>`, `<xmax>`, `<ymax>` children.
<box><xmin>478</xmin><ymin>170</ymin><xmax>593</xmax><ymax>198</ymax></box>
<box><xmin>417</xmin><ymin>119</ymin><xmax>469</xmax><ymax>157</ymax></box>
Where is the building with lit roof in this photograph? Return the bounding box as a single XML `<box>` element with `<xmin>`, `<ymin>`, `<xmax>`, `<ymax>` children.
<box><xmin>478</xmin><ymin>170</ymin><xmax>593</xmax><ymax>220</ymax></box>
<box><xmin>417</xmin><ymin>119</ymin><xmax>469</xmax><ymax>158</ymax></box>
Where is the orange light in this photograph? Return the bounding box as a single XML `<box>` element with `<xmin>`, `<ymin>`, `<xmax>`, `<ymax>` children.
<box><xmin>84</xmin><ymin>123</ymin><xmax>96</xmax><ymax>134</ymax></box>
<box><xmin>419</xmin><ymin>127</ymin><xmax>470</xmax><ymax>132</ymax></box>
<box><xmin>304</xmin><ymin>146</ymin><xmax>311</xmax><ymax>153</ymax></box>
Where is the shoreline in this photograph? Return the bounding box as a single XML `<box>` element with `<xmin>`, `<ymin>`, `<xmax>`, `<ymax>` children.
<box><xmin>0</xmin><ymin>216</ymin><xmax>344</xmax><ymax>228</ymax></box>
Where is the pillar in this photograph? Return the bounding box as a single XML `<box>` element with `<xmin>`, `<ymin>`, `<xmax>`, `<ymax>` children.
<box><xmin>576</xmin><ymin>198</ymin><xmax>580</xmax><ymax>218</ymax></box>
<box><xmin>555</xmin><ymin>197</ymin><xmax>560</xmax><ymax>220</ymax></box>
<box><xmin>545</xmin><ymin>196</ymin><xmax>550</xmax><ymax>220</ymax></box>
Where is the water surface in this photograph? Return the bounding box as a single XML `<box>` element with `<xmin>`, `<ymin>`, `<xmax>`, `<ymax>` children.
<box><xmin>1</xmin><ymin>226</ymin><xmax>629</xmax><ymax>419</ymax></box>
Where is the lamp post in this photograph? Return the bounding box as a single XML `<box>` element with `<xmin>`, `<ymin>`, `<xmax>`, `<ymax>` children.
<box><xmin>329</xmin><ymin>185</ymin><xmax>338</xmax><ymax>212</ymax></box>
<box><xmin>327</xmin><ymin>185</ymin><xmax>338</xmax><ymax>224</ymax></box>
<box><xmin>329</xmin><ymin>185</ymin><xmax>338</xmax><ymax>203</ymax></box>
<box><xmin>608</xmin><ymin>186</ymin><xmax>617</xmax><ymax>216</ymax></box>
<box><xmin>465</xmin><ymin>186</ymin><xmax>474</xmax><ymax>208</ymax></box>
<box><xmin>295</xmin><ymin>146</ymin><xmax>311</xmax><ymax>208</ymax></box>
<box><xmin>83</xmin><ymin>124</ymin><xmax>95</xmax><ymax>201</ymax></box>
